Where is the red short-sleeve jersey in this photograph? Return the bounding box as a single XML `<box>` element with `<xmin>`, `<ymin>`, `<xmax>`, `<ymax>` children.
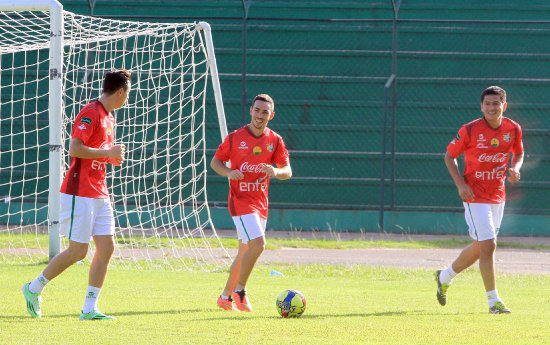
<box><xmin>60</xmin><ymin>100</ymin><xmax>115</xmax><ymax>198</ymax></box>
<box><xmin>447</xmin><ymin>117</ymin><xmax>523</xmax><ymax>204</ymax></box>
<box><xmin>214</xmin><ymin>125</ymin><xmax>290</xmax><ymax>219</ymax></box>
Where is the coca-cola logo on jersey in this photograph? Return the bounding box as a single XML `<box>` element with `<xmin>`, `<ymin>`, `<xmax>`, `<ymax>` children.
<box><xmin>240</xmin><ymin>162</ymin><xmax>266</xmax><ymax>173</ymax></box>
<box><xmin>478</xmin><ymin>153</ymin><xmax>506</xmax><ymax>163</ymax></box>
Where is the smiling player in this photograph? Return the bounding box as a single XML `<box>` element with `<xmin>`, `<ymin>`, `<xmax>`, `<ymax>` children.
<box><xmin>211</xmin><ymin>94</ymin><xmax>292</xmax><ymax>312</ymax></box>
<box><xmin>435</xmin><ymin>86</ymin><xmax>524</xmax><ymax>314</ymax></box>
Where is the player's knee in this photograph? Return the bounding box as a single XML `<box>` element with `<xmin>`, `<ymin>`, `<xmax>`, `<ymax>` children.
<box><xmin>248</xmin><ymin>237</ymin><xmax>265</xmax><ymax>253</ymax></box>
<box><xmin>97</xmin><ymin>239</ymin><xmax>115</xmax><ymax>256</ymax></box>
<box><xmin>479</xmin><ymin>239</ymin><xmax>496</xmax><ymax>255</ymax></box>
<box><xmin>67</xmin><ymin>245</ymin><xmax>88</xmax><ymax>262</ymax></box>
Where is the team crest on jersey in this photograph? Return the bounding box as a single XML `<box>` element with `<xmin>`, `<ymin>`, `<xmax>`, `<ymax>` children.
<box><xmin>253</xmin><ymin>146</ymin><xmax>262</xmax><ymax>156</ymax></box>
<box><xmin>490</xmin><ymin>138</ymin><xmax>499</xmax><ymax>147</ymax></box>
<box><xmin>80</xmin><ymin>117</ymin><xmax>92</xmax><ymax>125</ymax></box>
<box><xmin>267</xmin><ymin>143</ymin><xmax>274</xmax><ymax>152</ymax></box>
<box><xmin>503</xmin><ymin>133</ymin><xmax>511</xmax><ymax>142</ymax></box>
<box><xmin>107</xmin><ymin>128</ymin><xmax>112</xmax><ymax>135</ymax></box>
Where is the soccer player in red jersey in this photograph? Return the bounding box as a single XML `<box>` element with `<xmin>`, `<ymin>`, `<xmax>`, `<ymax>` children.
<box><xmin>435</xmin><ymin>86</ymin><xmax>524</xmax><ymax>314</ymax></box>
<box><xmin>211</xmin><ymin>94</ymin><xmax>292</xmax><ymax>312</ymax></box>
<box><xmin>22</xmin><ymin>70</ymin><xmax>131</xmax><ymax>320</ymax></box>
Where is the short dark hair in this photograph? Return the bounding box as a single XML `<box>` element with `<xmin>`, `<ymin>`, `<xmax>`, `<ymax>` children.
<box><xmin>103</xmin><ymin>69</ymin><xmax>131</xmax><ymax>95</ymax></box>
<box><xmin>481</xmin><ymin>86</ymin><xmax>506</xmax><ymax>103</ymax></box>
<box><xmin>252</xmin><ymin>94</ymin><xmax>274</xmax><ymax>111</ymax></box>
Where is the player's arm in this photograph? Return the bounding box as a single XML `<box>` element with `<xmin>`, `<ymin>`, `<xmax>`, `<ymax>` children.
<box><xmin>262</xmin><ymin>163</ymin><xmax>292</xmax><ymax>180</ymax></box>
<box><xmin>210</xmin><ymin>157</ymin><xmax>243</xmax><ymax>180</ymax></box>
<box><xmin>69</xmin><ymin>138</ymin><xmax>125</xmax><ymax>162</ymax></box>
<box><xmin>444</xmin><ymin>151</ymin><xmax>474</xmax><ymax>200</ymax></box>
<box><xmin>508</xmin><ymin>151</ymin><xmax>524</xmax><ymax>183</ymax></box>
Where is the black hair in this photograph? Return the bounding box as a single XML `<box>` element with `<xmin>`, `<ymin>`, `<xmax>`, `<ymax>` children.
<box><xmin>103</xmin><ymin>69</ymin><xmax>131</xmax><ymax>95</ymax></box>
<box><xmin>481</xmin><ymin>86</ymin><xmax>506</xmax><ymax>103</ymax></box>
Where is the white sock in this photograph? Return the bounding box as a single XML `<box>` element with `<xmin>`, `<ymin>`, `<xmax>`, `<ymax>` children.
<box><xmin>439</xmin><ymin>265</ymin><xmax>457</xmax><ymax>285</ymax></box>
<box><xmin>486</xmin><ymin>289</ymin><xmax>500</xmax><ymax>307</ymax></box>
<box><xmin>29</xmin><ymin>272</ymin><xmax>49</xmax><ymax>294</ymax></box>
<box><xmin>82</xmin><ymin>286</ymin><xmax>101</xmax><ymax>314</ymax></box>
<box><xmin>220</xmin><ymin>294</ymin><xmax>230</xmax><ymax>300</ymax></box>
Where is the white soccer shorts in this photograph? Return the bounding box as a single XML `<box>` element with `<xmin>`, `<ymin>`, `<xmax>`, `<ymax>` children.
<box><xmin>463</xmin><ymin>202</ymin><xmax>505</xmax><ymax>241</ymax></box>
<box><xmin>59</xmin><ymin>193</ymin><xmax>115</xmax><ymax>244</ymax></box>
<box><xmin>232</xmin><ymin>213</ymin><xmax>267</xmax><ymax>244</ymax></box>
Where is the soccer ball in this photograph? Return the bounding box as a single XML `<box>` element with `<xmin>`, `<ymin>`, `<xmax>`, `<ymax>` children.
<box><xmin>276</xmin><ymin>289</ymin><xmax>306</xmax><ymax>318</ymax></box>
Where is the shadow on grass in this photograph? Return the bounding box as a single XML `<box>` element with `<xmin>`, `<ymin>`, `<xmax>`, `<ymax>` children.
<box><xmin>1</xmin><ymin>309</ymin><xmax>481</xmax><ymax>321</ymax></box>
<box><xmin>190</xmin><ymin>310</ymin><xmax>423</xmax><ymax>321</ymax></box>
<box><xmin>0</xmin><ymin>308</ymin><xmax>204</xmax><ymax>320</ymax></box>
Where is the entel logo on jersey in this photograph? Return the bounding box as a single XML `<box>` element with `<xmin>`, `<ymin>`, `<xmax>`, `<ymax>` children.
<box><xmin>239</xmin><ymin>162</ymin><xmax>268</xmax><ymax>191</ymax></box>
<box><xmin>475</xmin><ymin>164</ymin><xmax>506</xmax><ymax>181</ymax></box>
<box><xmin>91</xmin><ymin>160</ymin><xmax>108</xmax><ymax>170</ymax></box>
<box><xmin>478</xmin><ymin>153</ymin><xmax>507</xmax><ymax>163</ymax></box>
<box><xmin>240</xmin><ymin>177</ymin><xmax>268</xmax><ymax>192</ymax></box>
<box><xmin>239</xmin><ymin>141</ymin><xmax>248</xmax><ymax>149</ymax></box>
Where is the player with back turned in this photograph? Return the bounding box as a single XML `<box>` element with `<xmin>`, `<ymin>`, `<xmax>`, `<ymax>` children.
<box><xmin>435</xmin><ymin>86</ymin><xmax>524</xmax><ymax>314</ymax></box>
<box><xmin>211</xmin><ymin>94</ymin><xmax>292</xmax><ymax>312</ymax></box>
<box><xmin>22</xmin><ymin>69</ymin><xmax>131</xmax><ymax>320</ymax></box>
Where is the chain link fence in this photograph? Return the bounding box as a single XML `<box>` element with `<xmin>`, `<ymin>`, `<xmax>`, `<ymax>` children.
<box><xmin>64</xmin><ymin>2</ymin><xmax>550</xmax><ymax>219</ymax></box>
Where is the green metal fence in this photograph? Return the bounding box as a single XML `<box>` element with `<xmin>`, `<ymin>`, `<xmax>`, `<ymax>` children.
<box><xmin>2</xmin><ymin>1</ymin><xmax>549</xmax><ymax>231</ymax></box>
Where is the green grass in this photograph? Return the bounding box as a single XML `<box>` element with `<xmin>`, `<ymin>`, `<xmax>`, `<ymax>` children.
<box><xmin>1</xmin><ymin>232</ymin><xmax>549</xmax><ymax>251</ymax></box>
<box><xmin>2</xmin><ymin>262</ymin><xmax>550</xmax><ymax>344</ymax></box>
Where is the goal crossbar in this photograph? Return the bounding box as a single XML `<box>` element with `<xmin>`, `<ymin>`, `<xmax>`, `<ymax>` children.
<box><xmin>0</xmin><ymin>3</ymin><xmax>230</xmax><ymax>269</ymax></box>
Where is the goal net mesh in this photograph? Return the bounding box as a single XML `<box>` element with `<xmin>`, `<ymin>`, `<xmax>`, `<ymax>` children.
<box><xmin>0</xmin><ymin>10</ymin><xmax>230</xmax><ymax>270</ymax></box>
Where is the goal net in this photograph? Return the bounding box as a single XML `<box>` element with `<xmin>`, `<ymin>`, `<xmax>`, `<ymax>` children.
<box><xmin>0</xmin><ymin>5</ymin><xmax>231</xmax><ymax>270</ymax></box>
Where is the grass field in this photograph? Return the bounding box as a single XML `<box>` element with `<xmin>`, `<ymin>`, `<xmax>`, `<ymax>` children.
<box><xmin>1</xmin><ymin>261</ymin><xmax>549</xmax><ymax>345</ymax></box>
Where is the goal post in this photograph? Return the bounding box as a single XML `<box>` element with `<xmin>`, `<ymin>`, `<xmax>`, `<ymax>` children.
<box><xmin>0</xmin><ymin>3</ymin><xmax>231</xmax><ymax>269</ymax></box>
<box><xmin>0</xmin><ymin>0</ymin><xmax>63</xmax><ymax>260</ymax></box>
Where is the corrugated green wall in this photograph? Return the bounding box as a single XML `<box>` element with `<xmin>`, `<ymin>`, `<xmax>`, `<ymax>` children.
<box><xmin>1</xmin><ymin>1</ymin><xmax>548</xmax><ymax>234</ymax></box>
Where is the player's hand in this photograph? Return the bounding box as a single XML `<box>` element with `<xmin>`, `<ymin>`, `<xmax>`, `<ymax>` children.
<box><xmin>227</xmin><ymin>169</ymin><xmax>244</xmax><ymax>180</ymax></box>
<box><xmin>262</xmin><ymin>164</ymin><xmax>278</xmax><ymax>177</ymax></box>
<box><xmin>109</xmin><ymin>144</ymin><xmax>126</xmax><ymax>160</ymax></box>
<box><xmin>457</xmin><ymin>182</ymin><xmax>475</xmax><ymax>201</ymax></box>
<box><xmin>508</xmin><ymin>168</ymin><xmax>521</xmax><ymax>183</ymax></box>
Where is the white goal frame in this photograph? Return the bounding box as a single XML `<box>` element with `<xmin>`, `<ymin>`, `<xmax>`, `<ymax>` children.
<box><xmin>0</xmin><ymin>0</ymin><xmax>229</xmax><ymax>261</ymax></box>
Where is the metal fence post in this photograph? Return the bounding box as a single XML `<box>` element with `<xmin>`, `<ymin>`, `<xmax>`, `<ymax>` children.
<box><xmin>240</xmin><ymin>0</ymin><xmax>250</xmax><ymax>124</ymax></box>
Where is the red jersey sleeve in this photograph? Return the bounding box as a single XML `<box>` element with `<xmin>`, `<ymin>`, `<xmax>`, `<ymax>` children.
<box><xmin>72</xmin><ymin>107</ymin><xmax>99</xmax><ymax>145</ymax></box>
<box><xmin>512</xmin><ymin>123</ymin><xmax>524</xmax><ymax>155</ymax></box>
<box><xmin>214</xmin><ymin>133</ymin><xmax>232</xmax><ymax>162</ymax></box>
<box><xmin>447</xmin><ymin>125</ymin><xmax>469</xmax><ymax>158</ymax></box>
<box><xmin>272</xmin><ymin>136</ymin><xmax>290</xmax><ymax>166</ymax></box>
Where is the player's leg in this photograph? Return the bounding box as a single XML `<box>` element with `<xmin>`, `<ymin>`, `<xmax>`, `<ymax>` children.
<box><xmin>43</xmin><ymin>241</ymin><xmax>90</xmax><ymax>280</ymax></box>
<box><xmin>451</xmin><ymin>241</ymin><xmax>481</xmax><ymax>273</ymax></box>
<box><xmin>435</xmin><ymin>240</ymin><xmax>480</xmax><ymax>306</ymax></box>
<box><xmin>478</xmin><ymin>238</ymin><xmax>496</xmax><ymax>291</ymax></box>
<box><xmin>232</xmin><ymin>236</ymin><xmax>265</xmax><ymax>312</ymax></box>
<box><xmin>80</xmin><ymin>198</ymin><xmax>116</xmax><ymax>320</ymax></box>
<box><xmin>484</xmin><ymin>203</ymin><xmax>510</xmax><ymax>314</ymax></box>
<box><xmin>457</xmin><ymin>202</ymin><xmax>509</xmax><ymax>313</ymax></box>
<box><xmin>217</xmin><ymin>240</ymin><xmax>248</xmax><ymax>311</ymax></box>
<box><xmin>235</xmin><ymin>235</ymin><xmax>266</xmax><ymax>290</ymax></box>
<box><xmin>22</xmin><ymin>194</ymin><xmax>92</xmax><ymax>318</ymax></box>
<box><xmin>435</xmin><ymin>202</ymin><xmax>489</xmax><ymax>306</ymax></box>
<box><xmin>88</xmin><ymin>235</ymin><xmax>115</xmax><ymax>288</ymax></box>
<box><xmin>231</xmin><ymin>213</ymin><xmax>266</xmax><ymax>312</ymax></box>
